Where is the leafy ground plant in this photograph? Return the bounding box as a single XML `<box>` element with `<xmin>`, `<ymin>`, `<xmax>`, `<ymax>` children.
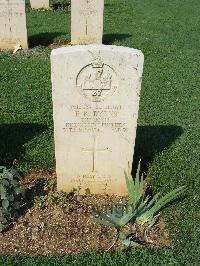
<box><xmin>91</xmin><ymin>161</ymin><xmax>185</xmax><ymax>248</ymax></box>
<box><xmin>0</xmin><ymin>166</ymin><xmax>25</xmax><ymax>232</ymax></box>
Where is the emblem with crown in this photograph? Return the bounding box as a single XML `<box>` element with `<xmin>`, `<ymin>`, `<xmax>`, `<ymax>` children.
<box><xmin>91</xmin><ymin>55</ymin><xmax>104</xmax><ymax>68</ymax></box>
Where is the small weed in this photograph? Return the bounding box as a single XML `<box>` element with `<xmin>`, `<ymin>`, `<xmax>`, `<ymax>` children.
<box><xmin>34</xmin><ymin>179</ymin><xmax>75</xmax><ymax>211</ymax></box>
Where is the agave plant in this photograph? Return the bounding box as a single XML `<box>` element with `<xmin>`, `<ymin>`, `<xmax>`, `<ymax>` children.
<box><xmin>91</xmin><ymin>203</ymin><xmax>136</xmax><ymax>230</ymax></box>
<box><xmin>90</xmin><ymin>161</ymin><xmax>185</xmax><ymax>246</ymax></box>
<box><xmin>90</xmin><ymin>162</ymin><xmax>144</xmax><ymax>230</ymax></box>
<box><xmin>124</xmin><ymin>161</ymin><xmax>185</xmax><ymax>227</ymax></box>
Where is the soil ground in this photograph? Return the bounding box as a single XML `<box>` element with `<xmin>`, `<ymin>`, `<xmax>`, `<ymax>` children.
<box><xmin>0</xmin><ymin>170</ymin><xmax>170</xmax><ymax>256</ymax></box>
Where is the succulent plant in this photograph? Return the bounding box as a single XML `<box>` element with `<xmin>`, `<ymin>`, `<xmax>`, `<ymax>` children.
<box><xmin>91</xmin><ymin>161</ymin><xmax>185</xmax><ymax>247</ymax></box>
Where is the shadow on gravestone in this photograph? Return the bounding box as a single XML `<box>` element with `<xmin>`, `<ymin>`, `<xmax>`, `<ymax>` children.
<box><xmin>103</xmin><ymin>33</ymin><xmax>132</xmax><ymax>44</ymax></box>
<box><xmin>28</xmin><ymin>32</ymin><xmax>66</xmax><ymax>47</ymax></box>
<box><xmin>132</xmin><ymin>125</ymin><xmax>183</xmax><ymax>176</ymax></box>
<box><xmin>0</xmin><ymin>123</ymin><xmax>48</xmax><ymax>166</ymax></box>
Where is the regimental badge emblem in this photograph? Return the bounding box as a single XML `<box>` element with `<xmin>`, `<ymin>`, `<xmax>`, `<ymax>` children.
<box><xmin>76</xmin><ymin>54</ymin><xmax>118</xmax><ymax>102</ymax></box>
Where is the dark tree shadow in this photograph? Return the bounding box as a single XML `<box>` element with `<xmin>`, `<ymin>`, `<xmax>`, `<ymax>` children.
<box><xmin>28</xmin><ymin>32</ymin><xmax>66</xmax><ymax>47</ymax></box>
<box><xmin>51</xmin><ymin>1</ymin><xmax>71</xmax><ymax>10</ymax></box>
<box><xmin>0</xmin><ymin>123</ymin><xmax>48</xmax><ymax>166</ymax></box>
<box><xmin>132</xmin><ymin>125</ymin><xmax>183</xmax><ymax>176</ymax></box>
<box><xmin>103</xmin><ymin>33</ymin><xmax>132</xmax><ymax>44</ymax></box>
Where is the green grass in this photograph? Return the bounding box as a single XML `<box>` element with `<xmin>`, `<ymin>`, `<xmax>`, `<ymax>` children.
<box><xmin>0</xmin><ymin>0</ymin><xmax>200</xmax><ymax>264</ymax></box>
<box><xmin>0</xmin><ymin>249</ymin><xmax>182</xmax><ymax>265</ymax></box>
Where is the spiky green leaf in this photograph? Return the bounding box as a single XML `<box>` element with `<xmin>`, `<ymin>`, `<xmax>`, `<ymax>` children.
<box><xmin>148</xmin><ymin>186</ymin><xmax>185</xmax><ymax>216</ymax></box>
<box><xmin>90</xmin><ymin>216</ymin><xmax>115</xmax><ymax>228</ymax></box>
<box><xmin>93</xmin><ymin>209</ymin><xmax>116</xmax><ymax>225</ymax></box>
<box><xmin>137</xmin><ymin>186</ymin><xmax>185</xmax><ymax>225</ymax></box>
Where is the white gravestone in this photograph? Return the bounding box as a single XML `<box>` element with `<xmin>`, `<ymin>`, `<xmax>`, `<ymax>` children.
<box><xmin>30</xmin><ymin>0</ymin><xmax>49</xmax><ymax>9</ymax></box>
<box><xmin>0</xmin><ymin>0</ymin><xmax>28</xmax><ymax>49</ymax></box>
<box><xmin>51</xmin><ymin>45</ymin><xmax>144</xmax><ymax>195</ymax></box>
<box><xmin>71</xmin><ymin>0</ymin><xmax>104</xmax><ymax>44</ymax></box>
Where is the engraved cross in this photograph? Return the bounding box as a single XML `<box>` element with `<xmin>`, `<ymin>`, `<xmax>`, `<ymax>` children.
<box><xmin>82</xmin><ymin>136</ymin><xmax>111</xmax><ymax>172</ymax></box>
<box><xmin>85</xmin><ymin>0</ymin><xmax>90</xmax><ymax>35</ymax></box>
<box><xmin>83</xmin><ymin>0</ymin><xmax>97</xmax><ymax>36</ymax></box>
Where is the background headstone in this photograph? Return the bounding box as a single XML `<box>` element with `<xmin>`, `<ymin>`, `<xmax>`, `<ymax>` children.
<box><xmin>71</xmin><ymin>0</ymin><xmax>104</xmax><ymax>44</ymax></box>
<box><xmin>0</xmin><ymin>0</ymin><xmax>28</xmax><ymax>49</ymax></box>
<box><xmin>51</xmin><ymin>45</ymin><xmax>144</xmax><ymax>195</ymax></box>
<box><xmin>30</xmin><ymin>0</ymin><xmax>49</xmax><ymax>9</ymax></box>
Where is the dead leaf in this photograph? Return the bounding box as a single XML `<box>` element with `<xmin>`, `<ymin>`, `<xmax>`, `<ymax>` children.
<box><xmin>13</xmin><ymin>44</ymin><xmax>22</xmax><ymax>54</ymax></box>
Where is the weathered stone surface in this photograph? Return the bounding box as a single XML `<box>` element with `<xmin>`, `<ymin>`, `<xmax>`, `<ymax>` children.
<box><xmin>30</xmin><ymin>0</ymin><xmax>49</xmax><ymax>9</ymax></box>
<box><xmin>0</xmin><ymin>0</ymin><xmax>28</xmax><ymax>49</ymax></box>
<box><xmin>71</xmin><ymin>0</ymin><xmax>104</xmax><ymax>44</ymax></box>
<box><xmin>51</xmin><ymin>45</ymin><xmax>144</xmax><ymax>195</ymax></box>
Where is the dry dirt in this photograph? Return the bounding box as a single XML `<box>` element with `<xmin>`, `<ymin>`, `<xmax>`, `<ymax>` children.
<box><xmin>0</xmin><ymin>170</ymin><xmax>170</xmax><ymax>256</ymax></box>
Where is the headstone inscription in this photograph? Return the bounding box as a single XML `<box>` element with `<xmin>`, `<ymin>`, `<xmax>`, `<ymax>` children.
<box><xmin>71</xmin><ymin>0</ymin><xmax>104</xmax><ymax>44</ymax></box>
<box><xmin>51</xmin><ymin>45</ymin><xmax>144</xmax><ymax>195</ymax></box>
<box><xmin>0</xmin><ymin>0</ymin><xmax>28</xmax><ymax>49</ymax></box>
<box><xmin>30</xmin><ymin>0</ymin><xmax>49</xmax><ymax>9</ymax></box>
